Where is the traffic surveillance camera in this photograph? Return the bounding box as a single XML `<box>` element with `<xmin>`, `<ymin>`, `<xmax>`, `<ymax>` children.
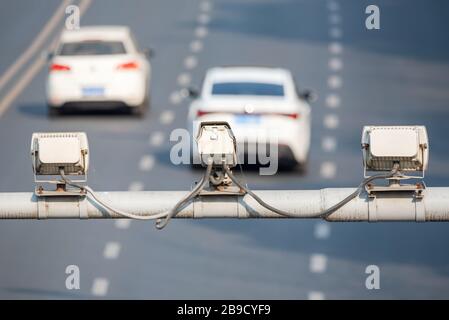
<box><xmin>196</xmin><ymin>121</ymin><xmax>237</xmax><ymax>168</ymax></box>
<box><xmin>31</xmin><ymin>132</ymin><xmax>89</xmax><ymax>183</ymax></box>
<box><xmin>361</xmin><ymin>126</ymin><xmax>429</xmax><ymax>178</ymax></box>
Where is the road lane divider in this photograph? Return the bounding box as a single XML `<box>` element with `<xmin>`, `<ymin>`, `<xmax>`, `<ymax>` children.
<box><xmin>103</xmin><ymin>242</ymin><xmax>121</xmax><ymax>260</ymax></box>
<box><xmin>0</xmin><ymin>0</ymin><xmax>92</xmax><ymax>119</ymax></box>
<box><xmin>0</xmin><ymin>0</ymin><xmax>73</xmax><ymax>94</ymax></box>
<box><xmin>139</xmin><ymin>155</ymin><xmax>155</xmax><ymax>172</ymax></box>
<box><xmin>91</xmin><ymin>278</ymin><xmax>109</xmax><ymax>297</ymax></box>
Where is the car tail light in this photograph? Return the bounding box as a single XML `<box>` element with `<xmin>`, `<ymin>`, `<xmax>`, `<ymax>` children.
<box><xmin>117</xmin><ymin>61</ymin><xmax>139</xmax><ymax>70</ymax></box>
<box><xmin>50</xmin><ymin>63</ymin><xmax>71</xmax><ymax>72</ymax></box>
<box><xmin>281</xmin><ymin>113</ymin><xmax>299</xmax><ymax>119</ymax></box>
<box><xmin>197</xmin><ymin>110</ymin><xmax>214</xmax><ymax>117</ymax></box>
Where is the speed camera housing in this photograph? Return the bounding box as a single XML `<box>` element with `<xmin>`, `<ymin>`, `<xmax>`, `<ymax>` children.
<box><xmin>196</xmin><ymin>121</ymin><xmax>237</xmax><ymax>168</ymax></box>
<box><xmin>361</xmin><ymin>126</ymin><xmax>428</xmax><ymax>178</ymax></box>
<box><xmin>31</xmin><ymin>132</ymin><xmax>89</xmax><ymax>183</ymax></box>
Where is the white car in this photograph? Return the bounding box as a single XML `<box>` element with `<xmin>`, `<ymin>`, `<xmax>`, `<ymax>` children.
<box><xmin>46</xmin><ymin>26</ymin><xmax>151</xmax><ymax>116</ymax></box>
<box><xmin>187</xmin><ymin>66</ymin><xmax>313</xmax><ymax>170</ymax></box>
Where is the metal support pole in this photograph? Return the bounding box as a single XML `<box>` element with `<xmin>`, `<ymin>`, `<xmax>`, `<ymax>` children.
<box><xmin>0</xmin><ymin>187</ymin><xmax>448</xmax><ymax>221</ymax></box>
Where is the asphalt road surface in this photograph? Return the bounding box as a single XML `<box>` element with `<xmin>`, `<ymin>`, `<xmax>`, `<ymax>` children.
<box><xmin>0</xmin><ymin>0</ymin><xmax>449</xmax><ymax>299</ymax></box>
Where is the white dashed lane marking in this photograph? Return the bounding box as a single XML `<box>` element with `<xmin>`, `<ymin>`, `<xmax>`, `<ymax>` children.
<box><xmin>160</xmin><ymin>110</ymin><xmax>175</xmax><ymax>124</ymax></box>
<box><xmin>103</xmin><ymin>242</ymin><xmax>121</xmax><ymax>260</ymax></box>
<box><xmin>169</xmin><ymin>90</ymin><xmax>183</xmax><ymax>105</ymax></box>
<box><xmin>308</xmin><ymin>291</ymin><xmax>325</xmax><ymax>300</ymax></box>
<box><xmin>325</xmin><ymin>93</ymin><xmax>340</xmax><ymax>108</ymax></box>
<box><xmin>197</xmin><ymin>13</ymin><xmax>211</xmax><ymax>25</ymax></box>
<box><xmin>321</xmin><ymin>136</ymin><xmax>337</xmax><ymax>152</ymax></box>
<box><xmin>91</xmin><ymin>278</ymin><xmax>109</xmax><ymax>297</ymax></box>
<box><xmin>115</xmin><ymin>219</ymin><xmax>131</xmax><ymax>229</ymax></box>
<box><xmin>328</xmin><ymin>57</ymin><xmax>343</xmax><ymax>71</ymax></box>
<box><xmin>190</xmin><ymin>40</ymin><xmax>203</xmax><ymax>53</ymax></box>
<box><xmin>139</xmin><ymin>155</ymin><xmax>155</xmax><ymax>172</ymax></box>
<box><xmin>200</xmin><ymin>1</ymin><xmax>212</xmax><ymax>12</ymax></box>
<box><xmin>128</xmin><ymin>181</ymin><xmax>144</xmax><ymax>191</ymax></box>
<box><xmin>329</xmin><ymin>27</ymin><xmax>343</xmax><ymax>39</ymax></box>
<box><xmin>177</xmin><ymin>73</ymin><xmax>192</xmax><ymax>87</ymax></box>
<box><xmin>314</xmin><ymin>222</ymin><xmax>331</xmax><ymax>240</ymax></box>
<box><xmin>310</xmin><ymin>254</ymin><xmax>328</xmax><ymax>273</ymax></box>
<box><xmin>320</xmin><ymin>161</ymin><xmax>337</xmax><ymax>179</ymax></box>
<box><xmin>195</xmin><ymin>26</ymin><xmax>208</xmax><ymax>38</ymax></box>
<box><xmin>323</xmin><ymin>114</ymin><xmax>339</xmax><ymax>129</ymax></box>
<box><xmin>329</xmin><ymin>13</ymin><xmax>341</xmax><ymax>24</ymax></box>
<box><xmin>327</xmin><ymin>75</ymin><xmax>342</xmax><ymax>89</ymax></box>
<box><xmin>184</xmin><ymin>55</ymin><xmax>198</xmax><ymax>70</ymax></box>
<box><xmin>329</xmin><ymin>42</ymin><xmax>343</xmax><ymax>55</ymax></box>
<box><xmin>150</xmin><ymin>131</ymin><xmax>165</xmax><ymax>147</ymax></box>
<box><xmin>327</xmin><ymin>0</ymin><xmax>340</xmax><ymax>11</ymax></box>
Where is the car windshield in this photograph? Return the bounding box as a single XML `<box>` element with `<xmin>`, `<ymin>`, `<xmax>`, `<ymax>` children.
<box><xmin>59</xmin><ymin>41</ymin><xmax>127</xmax><ymax>56</ymax></box>
<box><xmin>211</xmin><ymin>82</ymin><xmax>285</xmax><ymax>96</ymax></box>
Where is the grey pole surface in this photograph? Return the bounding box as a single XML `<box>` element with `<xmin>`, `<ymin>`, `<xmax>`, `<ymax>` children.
<box><xmin>0</xmin><ymin>187</ymin><xmax>448</xmax><ymax>222</ymax></box>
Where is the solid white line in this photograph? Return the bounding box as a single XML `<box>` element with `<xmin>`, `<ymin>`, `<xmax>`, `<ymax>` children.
<box><xmin>184</xmin><ymin>55</ymin><xmax>198</xmax><ymax>70</ymax></box>
<box><xmin>323</xmin><ymin>114</ymin><xmax>339</xmax><ymax>129</ymax></box>
<box><xmin>327</xmin><ymin>75</ymin><xmax>342</xmax><ymax>89</ymax></box>
<box><xmin>177</xmin><ymin>73</ymin><xmax>192</xmax><ymax>87</ymax></box>
<box><xmin>0</xmin><ymin>0</ymin><xmax>92</xmax><ymax>118</ymax></box>
<box><xmin>0</xmin><ymin>0</ymin><xmax>73</xmax><ymax>93</ymax></box>
<box><xmin>325</xmin><ymin>93</ymin><xmax>341</xmax><ymax>108</ymax></box>
<box><xmin>103</xmin><ymin>242</ymin><xmax>121</xmax><ymax>260</ymax></box>
<box><xmin>321</xmin><ymin>136</ymin><xmax>337</xmax><ymax>152</ymax></box>
<box><xmin>139</xmin><ymin>155</ymin><xmax>155</xmax><ymax>171</ymax></box>
<box><xmin>160</xmin><ymin>110</ymin><xmax>175</xmax><ymax>124</ymax></box>
<box><xmin>310</xmin><ymin>254</ymin><xmax>328</xmax><ymax>273</ymax></box>
<box><xmin>0</xmin><ymin>52</ymin><xmax>46</xmax><ymax>118</ymax></box>
<box><xmin>328</xmin><ymin>57</ymin><xmax>343</xmax><ymax>71</ymax></box>
<box><xmin>314</xmin><ymin>222</ymin><xmax>331</xmax><ymax>240</ymax></box>
<box><xmin>150</xmin><ymin>131</ymin><xmax>164</xmax><ymax>147</ymax></box>
<box><xmin>320</xmin><ymin>161</ymin><xmax>337</xmax><ymax>179</ymax></box>
<box><xmin>328</xmin><ymin>42</ymin><xmax>343</xmax><ymax>55</ymax></box>
<box><xmin>91</xmin><ymin>278</ymin><xmax>109</xmax><ymax>297</ymax></box>
<box><xmin>195</xmin><ymin>26</ymin><xmax>208</xmax><ymax>38</ymax></box>
<box><xmin>190</xmin><ymin>40</ymin><xmax>203</xmax><ymax>53</ymax></box>
<box><xmin>115</xmin><ymin>219</ymin><xmax>131</xmax><ymax>229</ymax></box>
<box><xmin>308</xmin><ymin>291</ymin><xmax>325</xmax><ymax>300</ymax></box>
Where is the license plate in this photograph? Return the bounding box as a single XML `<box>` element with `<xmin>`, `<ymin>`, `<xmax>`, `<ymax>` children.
<box><xmin>234</xmin><ymin>115</ymin><xmax>261</xmax><ymax>124</ymax></box>
<box><xmin>82</xmin><ymin>86</ymin><xmax>105</xmax><ymax>97</ymax></box>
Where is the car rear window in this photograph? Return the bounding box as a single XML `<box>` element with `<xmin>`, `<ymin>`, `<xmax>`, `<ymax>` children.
<box><xmin>211</xmin><ymin>82</ymin><xmax>284</xmax><ymax>96</ymax></box>
<box><xmin>59</xmin><ymin>41</ymin><xmax>127</xmax><ymax>56</ymax></box>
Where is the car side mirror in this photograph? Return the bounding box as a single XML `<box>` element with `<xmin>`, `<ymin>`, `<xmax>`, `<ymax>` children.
<box><xmin>43</xmin><ymin>50</ymin><xmax>55</xmax><ymax>62</ymax></box>
<box><xmin>142</xmin><ymin>48</ymin><xmax>155</xmax><ymax>59</ymax></box>
<box><xmin>181</xmin><ymin>86</ymin><xmax>199</xmax><ymax>99</ymax></box>
<box><xmin>300</xmin><ymin>89</ymin><xmax>317</xmax><ymax>103</ymax></box>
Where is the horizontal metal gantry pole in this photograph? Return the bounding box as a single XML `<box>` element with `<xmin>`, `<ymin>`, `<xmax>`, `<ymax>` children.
<box><xmin>0</xmin><ymin>187</ymin><xmax>448</xmax><ymax>222</ymax></box>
